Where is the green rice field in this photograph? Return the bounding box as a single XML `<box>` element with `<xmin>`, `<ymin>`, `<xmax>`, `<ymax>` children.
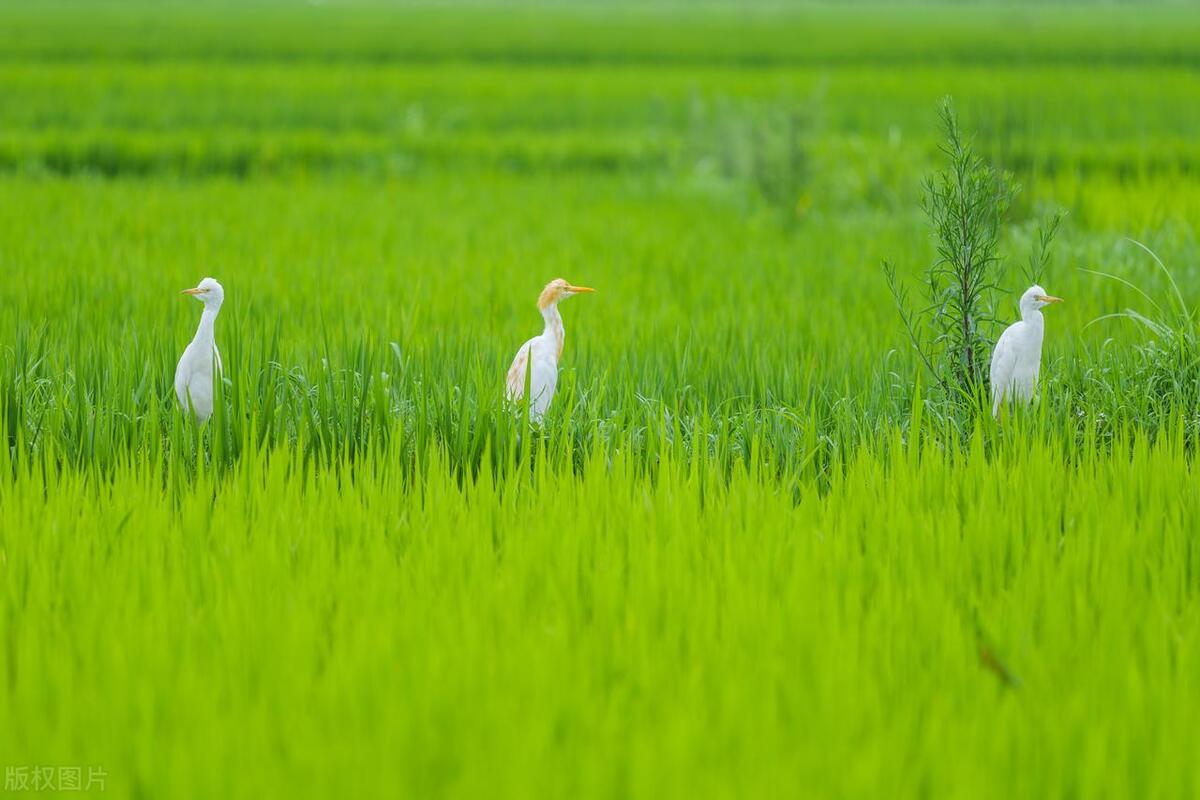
<box><xmin>2</xmin><ymin>3</ymin><xmax>1200</xmax><ymax>797</ymax></box>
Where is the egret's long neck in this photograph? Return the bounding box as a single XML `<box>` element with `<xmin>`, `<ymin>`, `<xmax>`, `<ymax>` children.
<box><xmin>541</xmin><ymin>303</ymin><xmax>565</xmax><ymax>360</ymax></box>
<box><xmin>193</xmin><ymin>304</ymin><xmax>220</xmax><ymax>347</ymax></box>
<box><xmin>1020</xmin><ymin>306</ymin><xmax>1045</xmax><ymax>353</ymax></box>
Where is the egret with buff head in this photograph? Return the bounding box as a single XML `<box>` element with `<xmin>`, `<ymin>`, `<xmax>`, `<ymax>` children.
<box><xmin>505</xmin><ymin>278</ymin><xmax>595</xmax><ymax>421</ymax></box>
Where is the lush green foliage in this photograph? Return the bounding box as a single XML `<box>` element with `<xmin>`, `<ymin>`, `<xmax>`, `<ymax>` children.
<box><xmin>2</xmin><ymin>3</ymin><xmax>1199</xmax><ymax>798</ymax></box>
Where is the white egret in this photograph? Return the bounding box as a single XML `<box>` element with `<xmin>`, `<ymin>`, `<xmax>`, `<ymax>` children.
<box><xmin>989</xmin><ymin>284</ymin><xmax>1062</xmax><ymax>416</ymax></box>
<box><xmin>174</xmin><ymin>277</ymin><xmax>225</xmax><ymax>423</ymax></box>
<box><xmin>505</xmin><ymin>278</ymin><xmax>595</xmax><ymax>420</ymax></box>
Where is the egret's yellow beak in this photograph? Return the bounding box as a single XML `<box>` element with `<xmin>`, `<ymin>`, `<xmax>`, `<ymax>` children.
<box><xmin>1037</xmin><ymin>295</ymin><xmax>1063</xmax><ymax>304</ymax></box>
<box><xmin>567</xmin><ymin>285</ymin><xmax>595</xmax><ymax>294</ymax></box>
<box><xmin>181</xmin><ymin>287</ymin><xmax>205</xmax><ymax>295</ymax></box>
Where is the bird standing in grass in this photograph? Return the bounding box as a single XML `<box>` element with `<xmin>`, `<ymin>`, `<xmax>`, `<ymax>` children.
<box><xmin>990</xmin><ymin>284</ymin><xmax>1062</xmax><ymax>416</ymax></box>
<box><xmin>505</xmin><ymin>278</ymin><xmax>594</xmax><ymax>420</ymax></box>
<box><xmin>175</xmin><ymin>277</ymin><xmax>225</xmax><ymax>423</ymax></box>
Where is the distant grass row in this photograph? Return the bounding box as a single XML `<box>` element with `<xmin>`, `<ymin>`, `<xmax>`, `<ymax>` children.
<box><xmin>3</xmin><ymin>3</ymin><xmax>1200</xmax><ymax>66</ymax></box>
<box><xmin>6</xmin><ymin>128</ymin><xmax>1200</xmax><ymax>186</ymax></box>
<box><xmin>3</xmin><ymin>3</ymin><xmax>1200</xmax><ymax>185</ymax></box>
<box><xmin>7</xmin><ymin>62</ymin><xmax>1195</xmax><ymax>136</ymax></box>
<box><xmin>2</xmin><ymin>60</ymin><xmax>1199</xmax><ymax>182</ymax></box>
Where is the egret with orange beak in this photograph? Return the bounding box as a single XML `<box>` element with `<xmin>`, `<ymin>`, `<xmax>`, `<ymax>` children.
<box><xmin>174</xmin><ymin>277</ymin><xmax>225</xmax><ymax>423</ymax></box>
<box><xmin>505</xmin><ymin>278</ymin><xmax>594</xmax><ymax>420</ymax></box>
<box><xmin>990</xmin><ymin>284</ymin><xmax>1063</xmax><ymax>416</ymax></box>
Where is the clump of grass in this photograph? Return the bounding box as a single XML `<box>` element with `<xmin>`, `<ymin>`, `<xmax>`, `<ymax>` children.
<box><xmin>1084</xmin><ymin>239</ymin><xmax>1200</xmax><ymax>413</ymax></box>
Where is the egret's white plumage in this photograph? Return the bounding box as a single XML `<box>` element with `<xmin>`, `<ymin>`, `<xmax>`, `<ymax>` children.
<box><xmin>174</xmin><ymin>277</ymin><xmax>225</xmax><ymax>423</ymax></box>
<box><xmin>505</xmin><ymin>278</ymin><xmax>594</xmax><ymax>420</ymax></box>
<box><xmin>989</xmin><ymin>284</ymin><xmax>1062</xmax><ymax>416</ymax></box>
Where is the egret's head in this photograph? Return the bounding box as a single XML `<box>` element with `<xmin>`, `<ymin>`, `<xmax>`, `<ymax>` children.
<box><xmin>537</xmin><ymin>278</ymin><xmax>595</xmax><ymax>311</ymax></box>
<box><xmin>181</xmin><ymin>277</ymin><xmax>224</xmax><ymax>307</ymax></box>
<box><xmin>1020</xmin><ymin>284</ymin><xmax>1062</xmax><ymax>315</ymax></box>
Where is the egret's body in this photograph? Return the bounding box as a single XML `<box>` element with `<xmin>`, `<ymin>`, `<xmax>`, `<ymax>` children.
<box><xmin>990</xmin><ymin>284</ymin><xmax>1062</xmax><ymax>416</ymax></box>
<box><xmin>505</xmin><ymin>278</ymin><xmax>594</xmax><ymax>420</ymax></box>
<box><xmin>175</xmin><ymin>278</ymin><xmax>224</xmax><ymax>423</ymax></box>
